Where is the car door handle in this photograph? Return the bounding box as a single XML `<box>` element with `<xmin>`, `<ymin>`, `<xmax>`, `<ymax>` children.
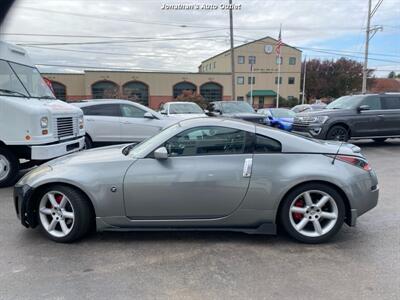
<box><xmin>243</xmin><ymin>158</ymin><xmax>253</xmax><ymax>178</ymax></box>
<box><xmin>86</xmin><ymin>118</ymin><xmax>94</xmax><ymax>121</ymax></box>
<box><xmin>377</xmin><ymin>115</ymin><xmax>385</xmax><ymax>118</ymax></box>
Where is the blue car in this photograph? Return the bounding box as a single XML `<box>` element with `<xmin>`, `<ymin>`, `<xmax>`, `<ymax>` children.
<box><xmin>257</xmin><ymin>108</ymin><xmax>296</xmax><ymax>131</ymax></box>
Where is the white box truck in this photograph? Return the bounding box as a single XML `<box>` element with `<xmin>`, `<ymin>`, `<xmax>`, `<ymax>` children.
<box><xmin>0</xmin><ymin>41</ymin><xmax>85</xmax><ymax>187</ymax></box>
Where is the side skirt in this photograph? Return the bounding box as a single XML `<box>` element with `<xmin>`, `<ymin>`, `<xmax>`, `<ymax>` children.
<box><xmin>96</xmin><ymin>218</ymin><xmax>276</xmax><ymax>235</ymax></box>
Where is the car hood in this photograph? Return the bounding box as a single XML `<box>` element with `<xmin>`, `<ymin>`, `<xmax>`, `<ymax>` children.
<box><xmin>297</xmin><ymin>108</ymin><xmax>353</xmax><ymax>117</ymax></box>
<box><xmin>277</xmin><ymin>117</ymin><xmax>294</xmax><ymax>123</ymax></box>
<box><xmin>169</xmin><ymin>113</ymin><xmax>207</xmax><ymax>119</ymax></box>
<box><xmin>224</xmin><ymin>112</ymin><xmax>263</xmax><ymax>119</ymax></box>
<box><xmin>47</xmin><ymin>144</ymin><xmax>132</xmax><ymax>167</ymax></box>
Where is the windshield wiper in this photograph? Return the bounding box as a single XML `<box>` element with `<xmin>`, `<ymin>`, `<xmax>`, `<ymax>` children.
<box><xmin>0</xmin><ymin>89</ymin><xmax>28</xmax><ymax>98</ymax></box>
<box><xmin>39</xmin><ymin>95</ymin><xmax>56</xmax><ymax>100</ymax></box>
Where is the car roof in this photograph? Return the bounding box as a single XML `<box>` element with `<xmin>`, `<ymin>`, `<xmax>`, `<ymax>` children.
<box><xmin>73</xmin><ymin>99</ymin><xmax>141</xmax><ymax>107</ymax></box>
<box><xmin>166</xmin><ymin>101</ymin><xmax>200</xmax><ymax>105</ymax></box>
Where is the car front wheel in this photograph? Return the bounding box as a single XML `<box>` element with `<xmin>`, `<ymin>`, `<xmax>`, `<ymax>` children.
<box><xmin>0</xmin><ymin>147</ymin><xmax>20</xmax><ymax>187</ymax></box>
<box><xmin>326</xmin><ymin>125</ymin><xmax>349</xmax><ymax>141</ymax></box>
<box><xmin>280</xmin><ymin>183</ymin><xmax>345</xmax><ymax>243</ymax></box>
<box><xmin>37</xmin><ymin>185</ymin><xmax>92</xmax><ymax>243</ymax></box>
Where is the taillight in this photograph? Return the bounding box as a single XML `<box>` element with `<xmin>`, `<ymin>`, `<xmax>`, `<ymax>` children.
<box><xmin>327</xmin><ymin>154</ymin><xmax>371</xmax><ymax>171</ymax></box>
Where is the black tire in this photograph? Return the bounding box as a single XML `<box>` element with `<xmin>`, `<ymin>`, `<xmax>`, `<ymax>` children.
<box><xmin>0</xmin><ymin>147</ymin><xmax>20</xmax><ymax>188</ymax></box>
<box><xmin>84</xmin><ymin>135</ymin><xmax>93</xmax><ymax>149</ymax></box>
<box><xmin>373</xmin><ymin>138</ymin><xmax>387</xmax><ymax>143</ymax></box>
<box><xmin>37</xmin><ymin>185</ymin><xmax>93</xmax><ymax>243</ymax></box>
<box><xmin>326</xmin><ymin>125</ymin><xmax>349</xmax><ymax>142</ymax></box>
<box><xmin>280</xmin><ymin>183</ymin><xmax>346</xmax><ymax>244</ymax></box>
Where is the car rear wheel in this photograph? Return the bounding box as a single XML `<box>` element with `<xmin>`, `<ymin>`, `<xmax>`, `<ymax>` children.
<box><xmin>326</xmin><ymin>125</ymin><xmax>349</xmax><ymax>141</ymax></box>
<box><xmin>280</xmin><ymin>183</ymin><xmax>345</xmax><ymax>243</ymax></box>
<box><xmin>0</xmin><ymin>147</ymin><xmax>20</xmax><ymax>188</ymax></box>
<box><xmin>37</xmin><ymin>185</ymin><xmax>92</xmax><ymax>243</ymax></box>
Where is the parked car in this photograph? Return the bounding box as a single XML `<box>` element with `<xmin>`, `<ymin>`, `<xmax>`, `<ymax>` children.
<box><xmin>206</xmin><ymin>101</ymin><xmax>268</xmax><ymax>125</ymax></box>
<box><xmin>292</xmin><ymin>93</ymin><xmax>400</xmax><ymax>142</ymax></box>
<box><xmin>258</xmin><ymin>108</ymin><xmax>295</xmax><ymax>131</ymax></box>
<box><xmin>15</xmin><ymin>117</ymin><xmax>378</xmax><ymax>244</ymax></box>
<box><xmin>292</xmin><ymin>103</ymin><xmax>327</xmax><ymax>114</ymax></box>
<box><xmin>159</xmin><ymin>101</ymin><xmax>207</xmax><ymax>119</ymax></box>
<box><xmin>73</xmin><ymin>100</ymin><xmax>177</xmax><ymax>148</ymax></box>
<box><xmin>0</xmin><ymin>41</ymin><xmax>85</xmax><ymax>187</ymax></box>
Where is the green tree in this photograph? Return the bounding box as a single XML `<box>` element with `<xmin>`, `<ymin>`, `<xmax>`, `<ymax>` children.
<box><xmin>388</xmin><ymin>71</ymin><xmax>396</xmax><ymax>78</ymax></box>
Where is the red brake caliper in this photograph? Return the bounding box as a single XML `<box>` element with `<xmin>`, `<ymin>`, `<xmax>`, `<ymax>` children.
<box><xmin>293</xmin><ymin>199</ymin><xmax>304</xmax><ymax>222</ymax></box>
<box><xmin>55</xmin><ymin>194</ymin><xmax>63</xmax><ymax>205</ymax></box>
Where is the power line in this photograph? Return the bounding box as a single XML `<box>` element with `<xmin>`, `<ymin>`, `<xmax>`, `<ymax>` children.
<box><xmin>16</xmin><ymin>35</ymin><xmax>229</xmax><ymax>46</ymax></box>
<box><xmin>15</xmin><ymin>6</ymin><xmax>370</xmax><ymax>32</ymax></box>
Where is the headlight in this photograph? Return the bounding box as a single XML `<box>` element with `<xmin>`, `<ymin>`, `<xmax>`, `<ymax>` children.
<box><xmin>79</xmin><ymin>116</ymin><xmax>84</xmax><ymax>129</ymax></box>
<box><xmin>316</xmin><ymin>116</ymin><xmax>329</xmax><ymax>123</ymax></box>
<box><xmin>17</xmin><ymin>165</ymin><xmax>52</xmax><ymax>186</ymax></box>
<box><xmin>40</xmin><ymin>117</ymin><xmax>48</xmax><ymax>128</ymax></box>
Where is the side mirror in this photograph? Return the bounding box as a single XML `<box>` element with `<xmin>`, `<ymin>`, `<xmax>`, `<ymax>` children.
<box><xmin>160</xmin><ymin>111</ymin><xmax>167</xmax><ymax>115</ymax></box>
<box><xmin>144</xmin><ymin>112</ymin><xmax>155</xmax><ymax>119</ymax></box>
<box><xmin>358</xmin><ymin>105</ymin><xmax>370</xmax><ymax>112</ymax></box>
<box><xmin>204</xmin><ymin>109</ymin><xmax>209</xmax><ymax>114</ymax></box>
<box><xmin>154</xmin><ymin>147</ymin><xmax>169</xmax><ymax>160</ymax></box>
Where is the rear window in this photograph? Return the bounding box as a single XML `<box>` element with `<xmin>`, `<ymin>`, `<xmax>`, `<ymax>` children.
<box><xmin>82</xmin><ymin>104</ymin><xmax>121</xmax><ymax>117</ymax></box>
<box><xmin>254</xmin><ymin>135</ymin><xmax>282</xmax><ymax>153</ymax></box>
<box><xmin>382</xmin><ymin>97</ymin><xmax>400</xmax><ymax>109</ymax></box>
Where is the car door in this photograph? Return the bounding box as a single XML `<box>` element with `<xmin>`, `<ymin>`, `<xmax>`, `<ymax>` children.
<box><xmin>120</xmin><ymin>104</ymin><xmax>163</xmax><ymax>142</ymax></box>
<box><xmin>380</xmin><ymin>96</ymin><xmax>400</xmax><ymax>136</ymax></box>
<box><xmin>123</xmin><ymin>125</ymin><xmax>254</xmax><ymax>219</ymax></box>
<box><xmin>82</xmin><ymin>104</ymin><xmax>122</xmax><ymax>142</ymax></box>
<box><xmin>352</xmin><ymin>96</ymin><xmax>384</xmax><ymax>137</ymax></box>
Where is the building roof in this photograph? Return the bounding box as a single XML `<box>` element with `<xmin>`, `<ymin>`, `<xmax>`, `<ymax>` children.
<box><xmin>369</xmin><ymin>78</ymin><xmax>400</xmax><ymax>93</ymax></box>
<box><xmin>247</xmin><ymin>90</ymin><xmax>277</xmax><ymax>97</ymax></box>
<box><xmin>201</xmin><ymin>35</ymin><xmax>302</xmax><ymax>64</ymax></box>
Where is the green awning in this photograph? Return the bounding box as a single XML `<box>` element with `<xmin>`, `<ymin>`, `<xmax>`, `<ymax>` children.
<box><xmin>247</xmin><ymin>90</ymin><xmax>277</xmax><ymax>97</ymax></box>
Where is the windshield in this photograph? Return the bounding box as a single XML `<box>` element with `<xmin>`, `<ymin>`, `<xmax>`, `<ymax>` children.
<box><xmin>326</xmin><ymin>95</ymin><xmax>364</xmax><ymax>109</ymax></box>
<box><xmin>270</xmin><ymin>109</ymin><xmax>296</xmax><ymax>118</ymax></box>
<box><xmin>0</xmin><ymin>60</ymin><xmax>55</xmax><ymax>99</ymax></box>
<box><xmin>221</xmin><ymin>102</ymin><xmax>255</xmax><ymax>114</ymax></box>
<box><xmin>169</xmin><ymin>103</ymin><xmax>203</xmax><ymax>114</ymax></box>
<box><xmin>126</xmin><ymin>123</ymin><xmax>182</xmax><ymax>157</ymax></box>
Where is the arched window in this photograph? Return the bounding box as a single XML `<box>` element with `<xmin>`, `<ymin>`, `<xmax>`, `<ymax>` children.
<box><xmin>173</xmin><ymin>82</ymin><xmax>197</xmax><ymax>98</ymax></box>
<box><xmin>51</xmin><ymin>81</ymin><xmax>67</xmax><ymax>101</ymax></box>
<box><xmin>122</xmin><ymin>81</ymin><xmax>149</xmax><ymax>106</ymax></box>
<box><xmin>91</xmin><ymin>80</ymin><xmax>119</xmax><ymax>99</ymax></box>
<box><xmin>200</xmin><ymin>82</ymin><xmax>223</xmax><ymax>102</ymax></box>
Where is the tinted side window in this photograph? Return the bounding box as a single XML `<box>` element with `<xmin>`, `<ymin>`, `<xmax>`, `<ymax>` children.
<box><xmin>82</xmin><ymin>104</ymin><xmax>121</xmax><ymax>117</ymax></box>
<box><xmin>361</xmin><ymin>96</ymin><xmax>381</xmax><ymax>110</ymax></box>
<box><xmin>254</xmin><ymin>135</ymin><xmax>282</xmax><ymax>153</ymax></box>
<box><xmin>121</xmin><ymin>104</ymin><xmax>146</xmax><ymax>118</ymax></box>
<box><xmin>382</xmin><ymin>97</ymin><xmax>400</xmax><ymax>109</ymax></box>
<box><xmin>165</xmin><ymin>126</ymin><xmax>253</xmax><ymax>157</ymax></box>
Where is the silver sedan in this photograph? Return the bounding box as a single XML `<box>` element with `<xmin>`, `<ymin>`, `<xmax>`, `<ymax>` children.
<box><xmin>14</xmin><ymin>118</ymin><xmax>379</xmax><ymax>243</ymax></box>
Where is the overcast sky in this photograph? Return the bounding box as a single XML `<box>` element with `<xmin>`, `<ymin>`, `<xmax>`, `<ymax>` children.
<box><xmin>1</xmin><ymin>0</ymin><xmax>399</xmax><ymax>76</ymax></box>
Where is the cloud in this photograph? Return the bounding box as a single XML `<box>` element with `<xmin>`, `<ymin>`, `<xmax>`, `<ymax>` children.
<box><xmin>1</xmin><ymin>0</ymin><xmax>398</xmax><ymax>76</ymax></box>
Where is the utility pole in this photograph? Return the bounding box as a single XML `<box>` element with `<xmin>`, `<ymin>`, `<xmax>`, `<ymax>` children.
<box><xmin>362</xmin><ymin>0</ymin><xmax>372</xmax><ymax>94</ymax></box>
<box><xmin>362</xmin><ymin>0</ymin><xmax>384</xmax><ymax>93</ymax></box>
<box><xmin>229</xmin><ymin>0</ymin><xmax>236</xmax><ymax>100</ymax></box>
<box><xmin>302</xmin><ymin>56</ymin><xmax>307</xmax><ymax>104</ymax></box>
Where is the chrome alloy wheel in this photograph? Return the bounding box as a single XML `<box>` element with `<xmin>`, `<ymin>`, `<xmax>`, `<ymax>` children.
<box><xmin>39</xmin><ymin>191</ymin><xmax>75</xmax><ymax>238</ymax></box>
<box><xmin>289</xmin><ymin>190</ymin><xmax>338</xmax><ymax>238</ymax></box>
<box><xmin>0</xmin><ymin>154</ymin><xmax>11</xmax><ymax>181</ymax></box>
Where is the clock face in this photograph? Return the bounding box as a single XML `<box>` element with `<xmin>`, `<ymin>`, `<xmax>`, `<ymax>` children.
<box><xmin>264</xmin><ymin>45</ymin><xmax>273</xmax><ymax>54</ymax></box>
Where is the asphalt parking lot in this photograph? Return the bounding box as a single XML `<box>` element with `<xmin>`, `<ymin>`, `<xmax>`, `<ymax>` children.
<box><xmin>0</xmin><ymin>140</ymin><xmax>399</xmax><ymax>300</ymax></box>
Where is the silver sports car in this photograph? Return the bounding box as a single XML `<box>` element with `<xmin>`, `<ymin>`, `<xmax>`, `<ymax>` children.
<box><xmin>14</xmin><ymin>118</ymin><xmax>379</xmax><ymax>243</ymax></box>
